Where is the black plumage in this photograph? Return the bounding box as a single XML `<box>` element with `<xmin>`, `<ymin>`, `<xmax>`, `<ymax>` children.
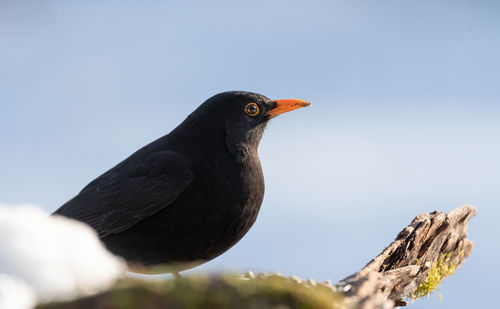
<box><xmin>54</xmin><ymin>91</ymin><xmax>310</xmax><ymax>271</ymax></box>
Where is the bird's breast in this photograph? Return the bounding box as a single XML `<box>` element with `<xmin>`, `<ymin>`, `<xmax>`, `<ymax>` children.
<box><xmin>190</xmin><ymin>155</ymin><xmax>264</xmax><ymax>232</ymax></box>
<box><xmin>193</xmin><ymin>154</ymin><xmax>264</xmax><ymax>210</ymax></box>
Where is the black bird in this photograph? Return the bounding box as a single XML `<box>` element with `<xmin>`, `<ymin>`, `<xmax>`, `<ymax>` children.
<box><xmin>54</xmin><ymin>91</ymin><xmax>310</xmax><ymax>272</ymax></box>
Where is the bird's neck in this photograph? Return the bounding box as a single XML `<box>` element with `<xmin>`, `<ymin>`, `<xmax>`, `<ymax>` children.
<box><xmin>224</xmin><ymin>122</ymin><xmax>265</xmax><ymax>163</ymax></box>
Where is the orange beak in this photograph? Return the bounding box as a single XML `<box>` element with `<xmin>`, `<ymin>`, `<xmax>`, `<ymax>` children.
<box><xmin>266</xmin><ymin>99</ymin><xmax>311</xmax><ymax>119</ymax></box>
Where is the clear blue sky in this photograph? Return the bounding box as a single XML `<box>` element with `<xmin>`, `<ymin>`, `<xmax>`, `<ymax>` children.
<box><xmin>1</xmin><ymin>1</ymin><xmax>499</xmax><ymax>308</ymax></box>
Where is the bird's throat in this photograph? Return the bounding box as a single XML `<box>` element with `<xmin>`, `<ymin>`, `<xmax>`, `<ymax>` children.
<box><xmin>224</xmin><ymin>122</ymin><xmax>266</xmax><ymax>162</ymax></box>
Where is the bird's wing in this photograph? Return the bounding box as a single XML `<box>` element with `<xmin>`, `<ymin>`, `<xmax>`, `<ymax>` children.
<box><xmin>54</xmin><ymin>150</ymin><xmax>194</xmax><ymax>237</ymax></box>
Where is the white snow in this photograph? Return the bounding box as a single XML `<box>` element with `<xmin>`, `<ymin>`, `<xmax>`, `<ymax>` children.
<box><xmin>0</xmin><ymin>274</ymin><xmax>36</xmax><ymax>309</ymax></box>
<box><xmin>0</xmin><ymin>203</ymin><xmax>126</xmax><ymax>308</ymax></box>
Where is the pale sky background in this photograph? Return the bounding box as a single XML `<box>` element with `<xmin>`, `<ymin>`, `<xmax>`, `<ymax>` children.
<box><xmin>1</xmin><ymin>1</ymin><xmax>499</xmax><ymax>308</ymax></box>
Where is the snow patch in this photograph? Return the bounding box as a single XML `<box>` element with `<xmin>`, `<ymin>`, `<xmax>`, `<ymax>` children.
<box><xmin>0</xmin><ymin>203</ymin><xmax>126</xmax><ymax>308</ymax></box>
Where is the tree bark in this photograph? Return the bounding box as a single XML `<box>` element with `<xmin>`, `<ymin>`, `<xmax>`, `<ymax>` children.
<box><xmin>335</xmin><ymin>205</ymin><xmax>476</xmax><ymax>308</ymax></box>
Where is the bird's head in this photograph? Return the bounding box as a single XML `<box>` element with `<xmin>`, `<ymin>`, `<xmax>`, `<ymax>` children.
<box><xmin>180</xmin><ymin>91</ymin><xmax>310</xmax><ymax>158</ymax></box>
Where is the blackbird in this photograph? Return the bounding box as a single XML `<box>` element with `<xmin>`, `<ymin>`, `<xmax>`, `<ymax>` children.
<box><xmin>54</xmin><ymin>91</ymin><xmax>310</xmax><ymax>272</ymax></box>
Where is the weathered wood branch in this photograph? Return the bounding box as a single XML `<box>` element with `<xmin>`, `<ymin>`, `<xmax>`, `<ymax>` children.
<box><xmin>336</xmin><ymin>205</ymin><xmax>476</xmax><ymax>308</ymax></box>
<box><xmin>39</xmin><ymin>206</ymin><xmax>475</xmax><ymax>309</ymax></box>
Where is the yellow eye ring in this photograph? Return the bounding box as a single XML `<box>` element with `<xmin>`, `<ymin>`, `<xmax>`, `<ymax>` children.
<box><xmin>244</xmin><ymin>103</ymin><xmax>259</xmax><ymax>116</ymax></box>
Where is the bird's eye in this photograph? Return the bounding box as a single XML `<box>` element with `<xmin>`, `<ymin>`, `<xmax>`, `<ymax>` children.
<box><xmin>244</xmin><ymin>103</ymin><xmax>259</xmax><ymax>117</ymax></box>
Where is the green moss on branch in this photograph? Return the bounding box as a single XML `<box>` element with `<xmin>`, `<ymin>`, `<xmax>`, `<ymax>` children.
<box><xmin>39</xmin><ymin>274</ymin><xmax>349</xmax><ymax>309</ymax></box>
<box><xmin>410</xmin><ymin>252</ymin><xmax>458</xmax><ymax>301</ymax></box>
